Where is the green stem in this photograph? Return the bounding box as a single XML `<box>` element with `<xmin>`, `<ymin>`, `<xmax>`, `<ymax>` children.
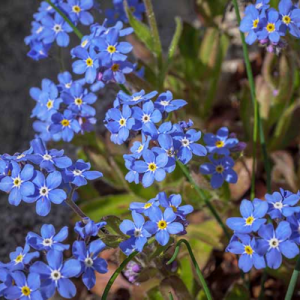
<box><xmin>177</xmin><ymin>162</ymin><xmax>230</xmax><ymax>239</ymax></box>
<box><xmin>44</xmin><ymin>0</ymin><xmax>83</xmax><ymax>40</ymax></box>
<box><xmin>167</xmin><ymin>239</ymin><xmax>212</xmax><ymax>300</ymax></box>
<box><xmin>285</xmin><ymin>256</ymin><xmax>300</xmax><ymax>300</ymax></box>
<box><xmin>118</xmin><ymin>83</ymin><xmax>131</xmax><ymax>95</ymax></box>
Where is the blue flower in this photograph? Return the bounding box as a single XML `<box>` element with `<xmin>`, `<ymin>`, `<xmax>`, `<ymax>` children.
<box><xmin>50</xmin><ymin>109</ymin><xmax>81</xmax><ymax>142</ymax></box>
<box><xmin>132</xmin><ymin>101</ymin><xmax>162</xmax><ymax>137</ymax></box>
<box><xmin>62</xmin><ymin>83</ymin><xmax>97</xmax><ymax>116</ymax></box>
<box><xmin>26</xmin><ymin>41</ymin><xmax>52</xmax><ymax>61</ymax></box>
<box><xmin>257</xmin><ymin>221</ymin><xmax>299</xmax><ymax>269</ymax></box>
<box><xmin>74</xmin><ymin>217</ymin><xmax>107</xmax><ymax>239</ymax></box>
<box><xmin>58</xmin><ymin>71</ymin><xmax>73</xmax><ymax>91</ymax></box>
<box><xmin>154</xmin><ymin>91</ymin><xmax>187</xmax><ymax>113</ymax></box>
<box><xmin>119</xmin><ymin>211</ymin><xmax>152</xmax><ymax>255</ymax></box>
<box><xmin>123</xmin><ymin>154</ymin><xmax>140</xmax><ymax>184</ymax></box>
<box><xmin>199</xmin><ymin>156</ymin><xmax>238</xmax><ymax>189</ymax></box>
<box><xmin>102</xmin><ymin>60</ymin><xmax>134</xmax><ymax>84</ymax></box>
<box><xmin>8</xmin><ymin>244</ymin><xmax>39</xmax><ymax>271</ymax></box>
<box><xmin>0</xmin><ymin>162</ymin><xmax>35</xmax><ymax>206</ymax></box>
<box><xmin>26</xmin><ymin>224</ymin><xmax>69</xmax><ymax>252</ymax></box>
<box><xmin>30</xmin><ymin>250</ymin><xmax>81</xmax><ymax>299</ymax></box>
<box><xmin>93</xmin><ymin>28</ymin><xmax>133</xmax><ymax>64</ymax></box>
<box><xmin>63</xmin><ymin>159</ymin><xmax>103</xmax><ymax>187</ymax></box>
<box><xmin>4</xmin><ymin>271</ymin><xmax>42</xmax><ymax>300</ymax></box>
<box><xmin>34</xmin><ymin>0</ymin><xmax>58</xmax><ymax>21</ymax></box>
<box><xmin>72</xmin><ymin>240</ymin><xmax>108</xmax><ymax>290</ymax></box>
<box><xmin>203</xmin><ymin>127</ymin><xmax>239</xmax><ymax>156</ymax></box>
<box><xmin>0</xmin><ymin>268</ymin><xmax>12</xmax><ymax>297</ymax></box>
<box><xmin>255</xmin><ymin>0</ymin><xmax>270</xmax><ymax>10</ymax></box>
<box><xmin>226</xmin><ymin>234</ymin><xmax>265</xmax><ymax>272</ymax></box>
<box><xmin>257</xmin><ymin>9</ymin><xmax>285</xmax><ymax>43</ymax></box>
<box><xmin>130</xmin><ymin>135</ymin><xmax>150</xmax><ymax>158</ymax></box>
<box><xmin>119</xmin><ymin>89</ymin><xmax>158</xmax><ymax>105</ymax></box>
<box><xmin>278</xmin><ymin>0</ymin><xmax>300</xmax><ymax>37</ymax></box>
<box><xmin>72</xmin><ymin>47</ymin><xmax>100</xmax><ymax>84</ymax></box>
<box><xmin>287</xmin><ymin>213</ymin><xmax>300</xmax><ymax>244</ymax></box>
<box><xmin>265</xmin><ymin>190</ymin><xmax>300</xmax><ymax>219</ymax></box>
<box><xmin>144</xmin><ymin>207</ymin><xmax>184</xmax><ymax>246</ymax></box>
<box><xmin>41</xmin><ymin>13</ymin><xmax>73</xmax><ymax>47</ymax></box>
<box><xmin>129</xmin><ymin>197</ymin><xmax>159</xmax><ymax>216</ymax></box>
<box><xmin>106</xmin><ymin>105</ymin><xmax>135</xmax><ymax>144</ymax></box>
<box><xmin>62</xmin><ymin>0</ymin><xmax>94</xmax><ymax>26</ymax></box>
<box><xmin>132</xmin><ymin>150</ymin><xmax>168</xmax><ymax>187</ymax></box>
<box><xmin>29</xmin><ymin>170</ymin><xmax>67</xmax><ymax>216</ymax></box>
<box><xmin>27</xmin><ymin>138</ymin><xmax>72</xmax><ymax>172</ymax></box>
<box><xmin>33</xmin><ymin>119</ymin><xmax>61</xmax><ymax>142</ymax></box>
<box><xmin>226</xmin><ymin>199</ymin><xmax>268</xmax><ymax>233</ymax></box>
<box><xmin>173</xmin><ymin>129</ymin><xmax>207</xmax><ymax>164</ymax></box>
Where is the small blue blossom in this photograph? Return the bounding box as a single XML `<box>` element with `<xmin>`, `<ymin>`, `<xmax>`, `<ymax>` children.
<box><xmin>102</xmin><ymin>60</ymin><xmax>134</xmax><ymax>84</ymax></box>
<box><xmin>129</xmin><ymin>197</ymin><xmax>159</xmax><ymax>216</ymax></box>
<box><xmin>278</xmin><ymin>0</ymin><xmax>300</xmax><ymax>37</ymax></box>
<box><xmin>287</xmin><ymin>212</ymin><xmax>300</xmax><ymax>245</ymax></box>
<box><xmin>72</xmin><ymin>240</ymin><xmax>108</xmax><ymax>290</ymax></box>
<box><xmin>200</xmin><ymin>156</ymin><xmax>238</xmax><ymax>189</ymax></box>
<box><xmin>123</xmin><ymin>154</ymin><xmax>140</xmax><ymax>184</ymax></box>
<box><xmin>226</xmin><ymin>199</ymin><xmax>268</xmax><ymax>233</ymax></box>
<box><xmin>255</xmin><ymin>0</ymin><xmax>270</xmax><ymax>11</ymax></box>
<box><xmin>27</xmin><ymin>41</ymin><xmax>52</xmax><ymax>61</ymax></box>
<box><xmin>119</xmin><ymin>89</ymin><xmax>158</xmax><ymax>105</ymax></box>
<box><xmin>130</xmin><ymin>135</ymin><xmax>150</xmax><ymax>159</ymax></box>
<box><xmin>144</xmin><ymin>207</ymin><xmax>184</xmax><ymax>246</ymax></box>
<box><xmin>26</xmin><ymin>224</ymin><xmax>69</xmax><ymax>252</ymax></box>
<box><xmin>0</xmin><ymin>268</ymin><xmax>12</xmax><ymax>297</ymax></box>
<box><xmin>74</xmin><ymin>217</ymin><xmax>107</xmax><ymax>239</ymax></box>
<box><xmin>154</xmin><ymin>91</ymin><xmax>187</xmax><ymax>113</ymax></box>
<box><xmin>119</xmin><ymin>211</ymin><xmax>151</xmax><ymax>255</ymax></box>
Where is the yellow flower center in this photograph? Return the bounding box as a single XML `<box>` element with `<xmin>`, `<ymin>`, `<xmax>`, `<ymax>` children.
<box><xmin>111</xmin><ymin>63</ymin><xmax>120</xmax><ymax>72</ymax></box>
<box><xmin>253</xmin><ymin>19</ymin><xmax>259</xmax><ymax>28</ymax></box>
<box><xmin>72</xmin><ymin>5</ymin><xmax>81</xmax><ymax>13</ymax></box>
<box><xmin>266</xmin><ymin>23</ymin><xmax>275</xmax><ymax>33</ymax></box>
<box><xmin>46</xmin><ymin>100</ymin><xmax>53</xmax><ymax>109</ymax></box>
<box><xmin>283</xmin><ymin>15</ymin><xmax>291</xmax><ymax>24</ymax></box>
<box><xmin>245</xmin><ymin>216</ymin><xmax>254</xmax><ymax>225</ymax></box>
<box><xmin>158</xmin><ymin>220</ymin><xmax>167</xmax><ymax>230</ymax></box>
<box><xmin>148</xmin><ymin>163</ymin><xmax>157</xmax><ymax>172</ymax></box>
<box><xmin>137</xmin><ymin>145</ymin><xmax>144</xmax><ymax>152</ymax></box>
<box><xmin>75</xmin><ymin>98</ymin><xmax>83</xmax><ymax>106</ymax></box>
<box><xmin>15</xmin><ymin>254</ymin><xmax>24</xmax><ymax>263</ymax></box>
<box><xmin>81</xmin><ymin>39</ymin><xmax>88</xmax><ymax>47</ymax></box>
<box><xmin>119</xmin><ymin>118</ymin><xmax>126</xmax><ymax>126</ymax></box>
<box><xmin>170</xmin><ymin>205</ymin><xmax>177</xmax><ymax>212</ymax></box>
<box><xmin>86</xmin><ymin>58</ymin><xmax>93</xmax><ymax>67</ymax></box>
<box><xmin>61</xmin><ymin>119</ymin><xmax>70</xmax><ymax>127</ymax></box>
<box><xmin>21</xmin><ymin>286</ymin><xmax>31</xmax><ymax>296</ymax></box>
<box><xmin>215</xmin><ymin>165</ymin><xmax>224</xmax><ymax>174</ymax></box>
<box><xmin>144</xmin><ymin>203</ymin><xmax>152</xmax><ymax>209</ymax></box>
<box><xmin>107</xmin><ymin>45</ymin><xmax>116</xmax><ymax>53</ymax></box>
<box><xmin>215</xmin><ymin>140</ymin><xmax>225</xmax><ymax>148</ymax></box>
<box><xmin>13</xmin><ymin>178</ymin><xmax>21</xmax><ymax>187</ymax></box>
<box><xmin>244</xmin><ymin>245</ymin><xmax>254</xmax><ymax>255</ymax></box>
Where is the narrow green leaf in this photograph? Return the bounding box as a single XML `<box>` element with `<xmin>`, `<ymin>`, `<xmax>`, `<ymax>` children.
<box><xmin>168</xmin><ymin>17</ymin><xmax>183</xmax><ymax>61</ymax></box>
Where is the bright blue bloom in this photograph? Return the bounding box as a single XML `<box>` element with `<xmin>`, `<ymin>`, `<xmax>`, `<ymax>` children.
<box><xmin>130</xmin><ymin>135</ymin><xmax>150</xmax><ymax>158</ymax></box>
<box><xmin>27</xmin><ymin>41</ymin><xmax>52</xmax><ymax>61</ymax></box>
<box><xmin>33</xmin><ymin>119</ymin><xmax>61</xmax><ymax>142</ymax></box>
<box><xmin>258</xmin><ymin>9</ymin><xmax>285</xmax><ymax>43</ymax></box>
<box><xmin>144</xmin><ymin>207</ymin><xmax>184</xmax><ymax>246</ymax></box>
<box><xmin>255</xmin><ymin>0</ymin><xmax>270</xmax><ymax>10</ymax></box>
<box><xmin>0</xmin><ymin>162</ymin><xmax>35</xmax><ymax>206</ymax></box>
<box><xmin>0</xmin><ymin>268</ymin><xmax>12</xmax><ymax>297</ymax></box>
<box><xmin>29</xmin><ymin>171</ymin><xmax>67</xmax><ymax>216</ymax></box>
<box><xmin>27</xmin><ymin>138</ymin><xmax>72</xmax><ymax>172</ymax></box>
<box><xmin>30</xmin><ymin>250</ymin><xmax>81</xmax><ymax>299</ymax></box>
<box><xmin>41</xmin><ymin>13</ymin><xmax>73</xmax><ymax>47</ymax></box>
<box><xmin>93</xmin><ymin>28</ymin><xmax>132</xmax><ymax>64</ymax></box>
<box><xmin>173</xmin><ymin>129</ymin><xmax>207</xmax><ymax>164</ymax></box>
<box><xmin>158</xmin><ymin>192</ymin><xmax>194</xmax><ymax>220</ymax></box>
<box><xmin>34</xmin><ymin>0</ymin><xmax>58</xmax><ymax>21</ymax></box>
<box><xmin>102</xmin><ymin>60</ymin><xmax>134</xmax><ymax>84</ymax></box>
<box><xmin>226</xmin><ymin>199</ymin><xmax>268</xmax><ymax>233</ymax></box>
<box><xmin>123</xmin><ymin>154</ymin><xmax>140</xmax><ymax>184</ymax></box>
<box><xmin>62</xmin><ymin>0</ymin><xmax>94</xmax><ymax>26</ymax></box>
<box><xmin>278</xmin><ymin>0</ymin><xmax>300</xmax><ymax>37</ymax></box>
<box><xmin>4</xmin><ymin>271</ymin><xmax>42</xmax><ymax>300</ymax></box>
<box><xmin>257</xmin><ymin>221</ymin><xmax>299</xmax><ymax>269</ymax></box>
<box><xmin>119</xmin><ymin>90</ymin><xmax>158</xmax><ymax>105</ymax></box>
<box><xmin>25</xmin><ymin>21</ymin><xmax>45</xmax><ymax>45</ymax></box>
<box><xmin>3</xmin><ymin>147</ymin><xmax>33</xmax><ymax>163</ymax></box>
<box><xmin>50</xmin><ymin>109</ymin><xmax>81</xmax><ymax>142</ymax></box>
<box><xmin>154</xmin><ymin>91</ymin><xmax>187</xmax><ymax>113</ymax></box>
<box><xmin>72</xmin><ymin>240</ymin><xmax>108</xmax><ymax>290</ymax></box>
<box><xmin>226</xmin><ymin>234</ymin><xmax>265</xmax><ymax>272</ymax></box>
<box><xmin>26</xmin><ymin>224</ymin><xmax>69</xmax><ymax>252</ymax></box>
<box><xmin>119</xmin><ymin>211</ymin><xmax>152</xmax><ymax>255</ymax></box>
<box><xmin>74</xmin><ymin>217</ymin><xmax>106</xmax><ymax>239</ymax></box>
<box><xmin>287</xmin><ymin>213</ymin><xmax>300</xmax><ymax>244</ymax></box>
<box><xmin>240</xmin><ymin>5</ymin><xmax>261</xmax><ymax>45</ymax></box>
<box><xmin>63</xmin><ymin>159</ymin><xmax>103</xmax><ymax>187</ymax></box>
<box><xmin>72</xmin><ymin>47</ymin><xmax>100</xmax><ymax>84</ymax></box>
<box><xmin>62</xmin><ymin>83</ymin><xmax>97</xmax><ymax>116</ymax></box>
<box><xmin>200</xmin><ymin>155</ymin><xmax>238</xmax><ymax>189</ymax></box>
<box><xmin>30</xmin><ymin>78</ymin><xmax>62</xmax><ymax>121</ymax></box>
<box><xmin>8</xmin><ymin>244</ymin><xmax>39</xmax><ymax>271</ymax></box>
<box><xmin>58</xmin><ymin>71</ymin><xmax>73</xmax><ymax>91</ymax></box>
<box><xmin>265</xmin><ymin>189</ymin><xmax>300</xmax><ymax>219</ymax></box>
<box><xmin>78</xmin><ymin>115</ymin><xmax>97</xmax><ymax>133</ymax></box>
<box><xmin>203</xmin><ymin>127</ymin><xmax>239</xmax><ymax>156</ymax></box>
<box><xmin>106</xmin><ymin>105</ymin><xmax>135</xmax><ymax>144</ymax></box>
<box><xmin>178</xmin><ymin>119</ymin><xmax>194</xmax><ymax>130</ymax></box>
<box><xmin>132</xmin><ymin>101</ymin><xmax>162</xmax><ymax>137</ymax></box>
<box><xmin>132</xmin><ymin>150</ymin><xmax>168</xmax><ymax>187</ymax></box>
<box><xmin>129</xmin><ymin>197</ymin><xmax>159</xmax><ymax>216</ymax></box>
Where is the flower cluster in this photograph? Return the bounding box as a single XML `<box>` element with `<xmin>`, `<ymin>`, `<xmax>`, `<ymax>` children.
<box><xmin>25</xmin><ymin>0</ymin><xmax>98</xmax><ymax>60</ymax></box>
<box><xmin>0</xmin><ymin>138</ymin><xmax>102</xmax><ymax>216</ymax></box>
<box><xmin>200</xmin><ymin>127</ymin><xmax>243</xmax><ymax>189</ymax></box>
<box><xmin>0</xmin><ymin>220</ymin><xmax>108</xmax><ymax>299</ymax></box>
<box><xmin>240</xmin><ymin>0</ymin><xmax>300</xmax><ymax>53</ymax></box>
<box><xmin>105</xmin><ymin>0</ymin><xmax>145</xmax><ymax>25</ymax></box>
<box><xmin>226</xmin><ymin>189</ymin><xmax>300</xmax><ymax>272</ymax></box>
<box><xmin>119</xmin><ymin>192</ymin><xmax>193</xmax><ymax>254</ymax></box>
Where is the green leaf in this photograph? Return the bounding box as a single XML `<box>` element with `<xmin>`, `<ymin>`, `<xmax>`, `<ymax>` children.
<box><xmin>97</xmin><ymin>233</ymin><xmax>126</xmax><ymax>248</ymax></box>
<box><xmin>124</xmin><ymin>1</ymin><xmax>155</xmax><ymax>53</ymax></box>
<box><xmin>147</xmin><ymin>287</ymin><xmax>165</xmax><ymax>300</ymax></box>
<box><xmin>102</xmin><ymin>215</ymin><xmax>126</xmax><ymax>236</ymax></box>
<box><xmin>225</xmin><ymin>283</ymin><xmax>250</xmax><ymax>300</ymax></box>
<box><xmin>159</xmin><ymin>276</ymin><xmax>193</xmax><ymax>300</ymax></box>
